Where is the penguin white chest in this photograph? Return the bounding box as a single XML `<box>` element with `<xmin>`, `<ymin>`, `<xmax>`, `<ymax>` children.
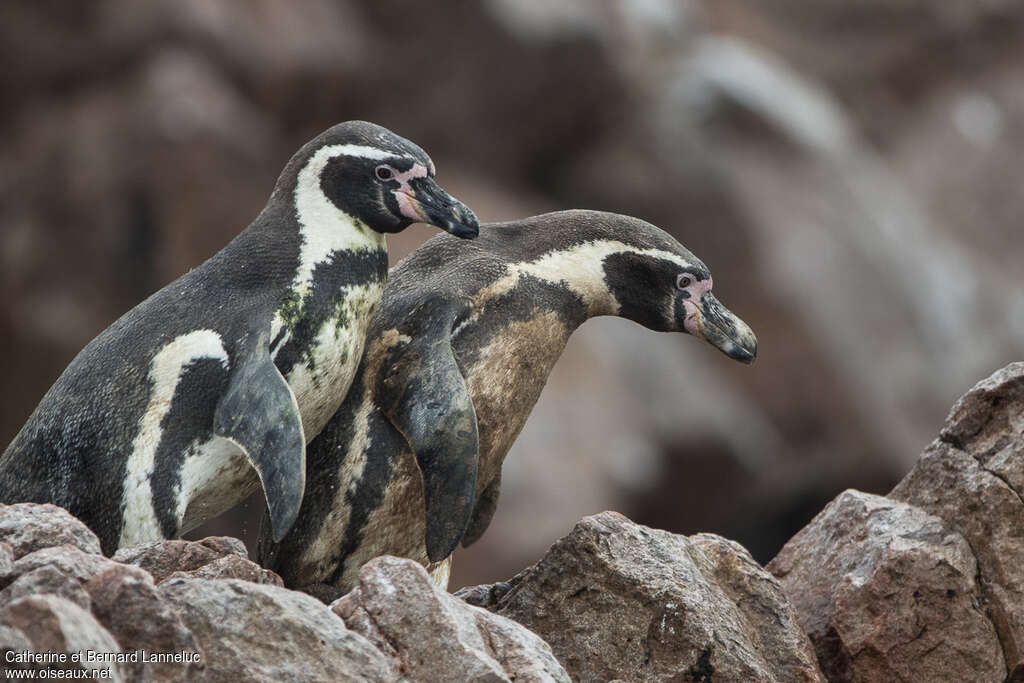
<box><xmin>276</xmin><ymin>151</ymin><xmax>390</xmax><ymax>440</ymax></box>
<box><xmin>277</xmin><ymin>278</ymin><xmax>386</xmax><ymax>439</ymax></box>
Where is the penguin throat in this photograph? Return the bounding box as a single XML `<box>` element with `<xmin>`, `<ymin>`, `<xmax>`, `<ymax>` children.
<box><xmin>291</xmin><ymin>145</ymin><xmax>388</xmax><ymax>293</ymax></box>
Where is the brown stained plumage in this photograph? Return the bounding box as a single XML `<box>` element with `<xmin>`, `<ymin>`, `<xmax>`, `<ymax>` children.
<box><xmin>463</xmin><ymin>312</ymin><xmax>572</xmax><ymax>496</ymax></box>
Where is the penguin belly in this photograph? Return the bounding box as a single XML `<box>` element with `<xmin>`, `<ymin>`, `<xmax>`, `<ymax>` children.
<box><xmin>116</xmin><ymin>329</ymin><xmax>235</xmax><ymax>547</ymax></box>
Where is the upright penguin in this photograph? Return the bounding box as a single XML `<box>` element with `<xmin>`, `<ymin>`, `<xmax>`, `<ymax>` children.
<box><xmin>260</xmin><ymin>209</ymin><xmax>757</xmax><ymax>599</ymax></box>
<box><xmin>0</xmin><ymin>121</ymin><xmax>479</xmax><ymax>554</ymax></box>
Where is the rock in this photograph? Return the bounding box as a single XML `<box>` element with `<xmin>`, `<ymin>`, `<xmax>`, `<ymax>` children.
<box><xmin>4</xmin><ymin>545</ymin><xmax>120</xmax><ymax>586</ymax></box>
<box><xmin>890</xmin><ymin>362</ymin><xmax>1024</xmax><ymax>677</ymax></box>
<box><xmin>0</xmin><ymin>624</ymin><xmax>33</xmax><ymax>674</ymax></box>
<box><xmin>0</xmin><ymin>542</ymin><xmax>13</xmax><ymax>576</ymax></box>
<box><xmin>768</xmin><ymin>489</ymin><xmax>1004</xmax><ymax>682</ymax></box>
<box><xmin>86</xmin><ymin>564</ymin><xmax>201</xmax><ymax>682</ymax></box>
<box><xmin>166</xmin><ymin>553</ymin><xmax>283</xmax><ymax>586</ymax></box>
<box><xmin>0</xmin><ymin>564</ymin><xmax>91</xmax><ymax>610</ymax></box>
<box><xmin>1</xmin><ymin>594</ymin><xmax>125</xmax><ymax>681</ymax></box>
<box><xmin>112</xmin><ymin>536</ymin><xmax>248</xmax><ymax>583</ymax></box>
<box><xmin>0</xmin><ymin>503</ymin><xmax>102</xmax><ymax>559</ymax></box>
<box><xmin>160</xmin><ymin>577</ymin><xmax>397</xmax><ymax>682</ymax></box>
<box><xmin>938</xmin><ymin>361</ymin><xmax>1024</xmax><ymax>497</ymax></box>
<box><xmin>335</xmin><ymin>555</ymin><xmax>570</xmax><ymax>682</ymax></box>
<box><xmin>459</xmin><ymin>511</ymin><xmax>823</xmax><ymax>682</ymax></box>
<box><xmin>0</xmin><ymin>545</ymin><xmax>122</xmax><ymax>610</ymax></box>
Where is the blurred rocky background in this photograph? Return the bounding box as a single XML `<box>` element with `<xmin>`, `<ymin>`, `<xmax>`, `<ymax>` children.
<box><xmin>1</xmin><ymin>1</ymin><xmax>1022</xmax><ymax>589</ymax></box>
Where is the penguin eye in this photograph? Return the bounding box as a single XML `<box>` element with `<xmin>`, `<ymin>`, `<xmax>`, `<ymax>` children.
<box><xmin>676</xmin><ymin>274</ymin><xmax>693</xmax><ymax>290</ymax></box>
<box><xmin>375</xmin><ymin>165</ymin><xmax>394</xmax><ymax>181</ymax></box>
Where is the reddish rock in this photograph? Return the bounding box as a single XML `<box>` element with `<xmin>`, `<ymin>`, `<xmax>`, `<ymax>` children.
<box><xmin>86</xmin><ymin>564</ymin><xmax>201</xmax><ymax>682</ymax></box>
<box><xmin>890</xmin><ymin>362</ymin><xmax>1024</xmax><ymax>678</ymax></box>
<box><xmin>768</xmin><ymin>489</ymin><xmax>1004</xmax><ymax>682</ymax></box>
<box><xmin>0</xmin><ymin>504</ymin><xmax>102</xmax><ymax>559</ymax></box>
<box><xmin>335</xmin><ymin>556</ymin><xmax>570</xmax><ymax>682</ymax></box>
<box><xmin>112</xmin><ymin>536</ymin><xmax>247</xmax><ymax>583</ymax></box>
<box><xmin>165</xmin><ymin>553</ymin><xmax>283</xmax><ymax>586</ymax></box>
<box><xmin>459</xmin><ymin>511</ymin><xmax>823</xmax><ymax>682</ymax></box>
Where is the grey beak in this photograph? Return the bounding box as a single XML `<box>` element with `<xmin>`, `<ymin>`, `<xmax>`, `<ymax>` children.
<box><xmin>695</xmin><ymin>293</ymin><xmax>758</xmax><ymax>364</ymax></box>
<box><xmin>403</xmin><ymin>176</ymin><xmax>480</xmax><ymax>239</ymax></box>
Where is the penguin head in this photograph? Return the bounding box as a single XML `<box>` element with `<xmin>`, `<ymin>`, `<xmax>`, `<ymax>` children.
<box><xmin>594</xmin><ymin>214</ymin><xmax>758</xmax><ymax>364</ymax></box>
<box><xmin>283</xmin><ymin>121</ymin><xmax>479</xmax><ymax>238</ymax></box>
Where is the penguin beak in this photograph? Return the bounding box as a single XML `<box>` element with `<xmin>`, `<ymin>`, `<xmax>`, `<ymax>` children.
<box><xmin>690</xmin><ymin>293</ymin><xmax>758</xmax><ymax>364</ymax></box>
<box><xmin>398</xmin><ymin>176</ymin><xmax>480</xmax><ymax>239</ymax></box>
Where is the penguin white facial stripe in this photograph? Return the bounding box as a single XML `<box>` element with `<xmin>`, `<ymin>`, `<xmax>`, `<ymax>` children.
<box><xmin>293</xmin><ymin>145</ymin><xmax>388</xmax><ymax>292</ymax></box>
<box><xmin>470</xmin><ymin>241</ymin><xmax>692</xmax><ymax>318</ymax></box>
<box><xmin>119</xmin><ymin>330</ymin><xmax>229</xmax><ymax>547</ymax></box>
<box><xmin>326</xmin><ymin>144</ymin><xmax>401</xmax><ymax>161</ymax></box>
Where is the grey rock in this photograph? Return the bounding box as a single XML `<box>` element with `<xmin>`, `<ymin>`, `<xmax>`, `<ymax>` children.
<box><xmin>0</xmin><ymin>504</ymin><xmax>102</xmax><ymax>559</ymax></box>
<box><xmin>0</xmin><ymin>624</ymin><xmax>33</xmax><ymax>675</ymax></box>
<box><xmin>335</xmin><ymin>555</ymin><xmax>570</xmax><ymax>682</ymax></box>
<box><xmin>0</xmin><ymin>564</ymin><xmax>91</xmax><ymax>610</ymax></box>
<box><xmin>6</xmin><ymin>545</ymin><xmax>120</xmax><ymax>586</ymax></box>
<box><xmin>459</xmin><ymin>511</ymin><xmax>823</xmax><ymax>682</ymax></box>
<box><xmin>0</xmin><ymin>545</ymin><xmax>122</xmax><ymax>610</ymax></box>
<box><xmin>1</xmin><ymin>594</ymin><xmax>125</xmax><ymax>681</ymax></box>
<box><xmin>0</xmin><ymin>542</ymin><xmax>13</xmax><ymax>577</ymax></box>
<box><xmin>86</xmin><ymin>564</ymin><xmax>201</xmax><ymax>682</ymax></box>
<box><xmin>769</xmin><ymin>489</ymin><xmax>1005</xmax><ymax>682</ymax></box>
<box><xmin>159</xmin><ymin>577</ymin><xmax>397</xmax><ymax>682</ymax></box>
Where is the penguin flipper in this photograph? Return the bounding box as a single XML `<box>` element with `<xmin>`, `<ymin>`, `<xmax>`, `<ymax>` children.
<box><xmin>214</xmin><ymin>349</ymin><xmax>306</xmax><ymax>543</ymax></box>
<box><xmin>380</xmin><ymin>335</ymin><xmax>479</xmax><ymax>563</ymax></box>
<box><xmin>462</xmin><ymin>470</ymin><xmax>501</xmax><ymax>548</ymax></box>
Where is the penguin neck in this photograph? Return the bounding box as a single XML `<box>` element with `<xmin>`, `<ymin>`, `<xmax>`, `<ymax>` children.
<box><xmin>289</xmin><ymin>147</ymin><xmax>387</xmax><ymax>292</ymax></box>
<box><xmin>473</xmin><ymin>239</ymin><xmax>633</xmax><ymax>322</ymax></box>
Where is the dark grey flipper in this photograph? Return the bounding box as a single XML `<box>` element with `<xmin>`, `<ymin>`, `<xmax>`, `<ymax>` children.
<box><xmin>462</xmin><ymin>470</ymin><xmax>501</xmax><ymax>548</ymax></box>
<box><xmin>214</xmin><ymin>343</ymin><xmax>306</xmax><ymax>542</ymax></box>
<box><xmin>378</xmin><ymin>327</ymin><xmax>479</xmax><ymax>562</ymax></box>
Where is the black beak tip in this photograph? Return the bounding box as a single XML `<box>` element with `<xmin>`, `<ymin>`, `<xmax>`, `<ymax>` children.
<box><xmin>448</xmin><ymin>222</ymin><xmax>479</xmax><ymax>239</ymax></box>
<box><xmin>444</xmin><ymin>213</ymin><xmax>480</xmax><ymax>239</ymax></box>
<box><xmin>728</xmin><ymin>339</ymin><xmax>757</xmax><ymax>364</ymax></box>
<box><xmin>734</xmin><ymin>347</ymin><xmax>756</xmax><ymax>365</ymax></box>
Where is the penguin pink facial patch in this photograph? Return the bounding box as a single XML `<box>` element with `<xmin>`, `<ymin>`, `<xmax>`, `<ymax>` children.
<box><xmin>682</xmin><ymin>276</ymin><xmax>713</xmax><ymax>336</ymax></box>
<box><xmin>391</xmin><ymin>163</ymin><xmax>430</xmax><ymax>223</ymax></box>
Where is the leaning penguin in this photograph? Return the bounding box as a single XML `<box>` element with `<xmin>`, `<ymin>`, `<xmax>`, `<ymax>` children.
<box><xmin>0</xmin><ymin>121</ymin><xmax>479</xmax><ymax>554</ymax></box>
<box><xmin>260</xmin><ymin>209</ymin><xmax>757</xmax><ymax>599</ymax></box>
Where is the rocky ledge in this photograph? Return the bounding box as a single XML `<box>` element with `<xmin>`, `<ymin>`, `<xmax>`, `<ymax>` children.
<box><xmin>1</xmin><ymin>363</ymin><xmax>1023</xmax><ymax>681</ymax></box>
<box><xmin>770</xmin><ymin>361</ymin><xmax>1024</xmax><ymax>682</ymax></box>
<box><xmin>0</xmin><ymin>500</ymin><xmax>816</xmax><ymax>682</ymax></box>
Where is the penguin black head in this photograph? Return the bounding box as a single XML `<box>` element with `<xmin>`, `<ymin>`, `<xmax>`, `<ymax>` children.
<box><xmin>592</xmin><ymin>217</ymin><xmax>756</xmax><ymax>364</ymax></box>
<box><xmin>280</xmin><ymin>121</ymin><xmax>479</xmax><ymax>238</ymax></box>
